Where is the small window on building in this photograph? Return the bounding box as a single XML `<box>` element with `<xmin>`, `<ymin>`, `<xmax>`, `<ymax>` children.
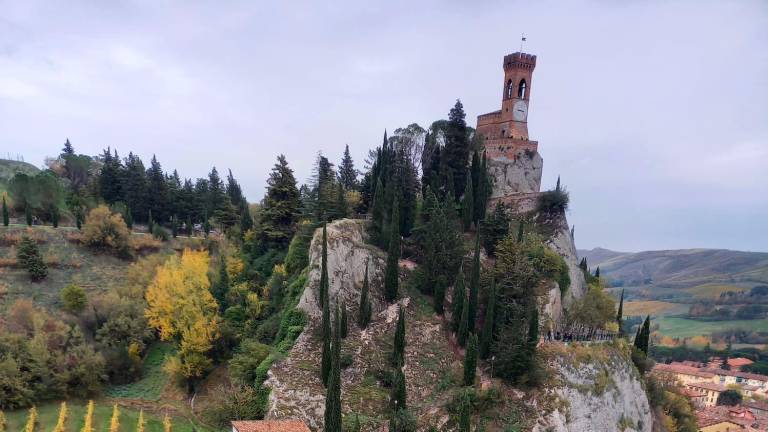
<box><xmin>506</xmin><ymin>79</ymin><xmax>514</xmax><ymax>99</ymax></box>
<box><xmin>518</xmin><ymin>79</ymin><xmax>527</xmax><ymax>98</ymax></box>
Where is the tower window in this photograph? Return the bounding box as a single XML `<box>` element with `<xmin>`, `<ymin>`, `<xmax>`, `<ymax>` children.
<box><xmin>506</xmin><ymin>79</ymin><xmax>514</xmax><ymax>99</ymax></box>
<box><xmin>518</xmin><ymin>79</ymin><xmax>527</xmax><ymax>98</ymax></box>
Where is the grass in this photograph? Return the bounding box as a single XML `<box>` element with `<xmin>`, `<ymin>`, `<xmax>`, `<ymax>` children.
<box><xmin>105</xmin><ymin>344</ymin><xmax>174</xmax><ymax>400</ymax></box>
<box><xmin>4</xmin><ymin>401</ymin><xmax>218</xmax><ymax>432</ymax></box>
<box><xmin>623</xmin><ymin>300</ymin><xmax>688</xmax><ymax>317</ymax></box>
<box><xmin>656</xmin><ymin>317</ymin><xmax>768</xmax><ymax>339</ymax></box>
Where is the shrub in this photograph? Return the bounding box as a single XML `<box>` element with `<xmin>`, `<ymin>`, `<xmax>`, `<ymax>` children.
<box><xmin>202</xmin><ymin>384</ymin><xmax>269</xmax><ymax>427</ymax></box>
<box><xmin>537</xmin><ymin>188</ymin><xmax>569</xmax><ymax>215</ymax></box>
<box><xmin>60</xmin><ymin>283</ymin><xmax>87</xmax><ymax>314</ymax></box>
<box><xmin>229</xmin><ymin>340</ymin><xmax>271</xmax><ymax>385</ymax></box>
<box><xmin>82</xmin><ymin>206</ymin><xmax>130</xmax><ymax>255</ymax></box>
<box><xmin>151</xmin><ymin>224</ymin><xmax>170</xmax><ymax>242</ymax></box>
<box><xmin>340</xmin><ymin>353</ymin><xmax>353</xmax><ymax>369</ymax></box>
<box><xmin>17</xmin><ymin>236</ymin><xmax>47</xmax><ymax>281</ymax></box>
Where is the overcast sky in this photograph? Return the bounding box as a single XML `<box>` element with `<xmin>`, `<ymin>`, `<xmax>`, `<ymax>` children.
<box><xmin>1</xmin><ymin>0</ymin><xmax>766</xmax><ymax>252</ymax></box>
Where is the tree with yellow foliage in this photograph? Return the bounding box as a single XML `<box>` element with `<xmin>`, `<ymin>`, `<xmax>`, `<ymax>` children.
<box><xmin>146</xmin><ymin>249</ymin><xmax>220</xmax><ymax>392</ymax></box>
<box><xmin>53</xmin><ymin>402</ymin><xmax>67</xmax><ymax>432</ymax></box>
<box><xmin>109</xmin><ymin>404</ymin><xmax>120</xmax><ymax>432</ymax></box>
<box><xmin>24</xmin><ymin>406</ymin><xmax>37</xmax><ymax>432</ymax></box>
<box><xmin>136</xmin><ymin>410</ymin><xmax>145</xmax><ymax>432</ymax></box>
<box><xmin>163</xmin><ymin>413</ymin><xmax>172</xmax><ymax>432</ymax></box>
<box><xmin>81</xmin><ymin>400</ymin><xmax>94</xmax><ymax>432</ymax></box>
<box><xmin>0</xmin><ymin>410</ymin><xmax>5</xmax><ymax>432</ymax></box>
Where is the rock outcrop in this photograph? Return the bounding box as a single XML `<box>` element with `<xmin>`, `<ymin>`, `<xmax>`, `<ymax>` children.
<box><xmin>534</xmin><ymin>343</ymin><xmax>653</xmax><ymax>432</ymax></box>
<box><xmin>488</xmin><ymin>149</ymin><xmax>543</xmax><ymax>197</ymax></box>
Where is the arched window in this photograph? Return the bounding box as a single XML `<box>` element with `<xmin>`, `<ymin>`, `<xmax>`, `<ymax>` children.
<box><xmin>506</xmin><ymin>79</ymin><xmax>514</xmax><ymax>99</ymax></box>
<box><xmin>518</xmin><ymin>79</ymin><xmax>527</xmax><ymax>98</ymax></box>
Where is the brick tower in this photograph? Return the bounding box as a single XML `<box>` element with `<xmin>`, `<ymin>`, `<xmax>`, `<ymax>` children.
<box><xmin>476</xmin><ymin>52</ymin><xmax>538</xmax><ymax>160</ymax></box>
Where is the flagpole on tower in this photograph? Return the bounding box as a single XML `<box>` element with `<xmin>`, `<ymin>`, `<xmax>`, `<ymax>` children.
<box><xmin>520</xmin><ymin>33</ymin><xmax>527</xmax><ymax>52</ymax></box>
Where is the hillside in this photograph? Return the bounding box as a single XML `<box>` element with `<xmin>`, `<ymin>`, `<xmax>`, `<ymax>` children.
<box><xmin>578</xmin><ymin>247</ymin><xmax>768</xmax><ymax>289</ymax></box>
<box><xmin>0</xmin><ymin>158</ymin><xmax>40</xmax><ymax>194</ymax></box>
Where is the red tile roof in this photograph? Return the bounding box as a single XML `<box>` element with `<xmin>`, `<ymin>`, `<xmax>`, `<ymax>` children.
<box><xmin>687</xmin><ymin>382</ymin><xmax>727</xmax><ymax>392</ymax></box>
<box><xmin>729</xmin><ymin>357</ymin><xmax>755</xmax><ymax>368</ymax></box>
<box><xmin>653</xmin><ymin>363</ymin><xmax>715</xmax><ymax>378</ymax></box>
<box><xmin>231</xmin><ymin>420</ymin><xmax>311</xmax><ymax>432</ymax></box>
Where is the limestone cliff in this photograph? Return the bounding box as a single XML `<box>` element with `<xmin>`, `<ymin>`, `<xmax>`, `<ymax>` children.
<box><xmin>534</xmin><ymin>343</ymin><xmax>653</xmax><ymax>432</ymax></box>
<box><xmin>488</xmin><ymin>149</ymin><xmax>543</xmax><ymax>197</ymax></box>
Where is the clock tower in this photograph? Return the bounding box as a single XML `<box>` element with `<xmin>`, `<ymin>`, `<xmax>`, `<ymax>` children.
<box><xmin>476</xmin><ymin>52</ymin><xmax>538</xmax><ymax>160</ymax></box>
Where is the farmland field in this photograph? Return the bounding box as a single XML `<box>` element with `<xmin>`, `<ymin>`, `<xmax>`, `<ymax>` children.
<box><xmin>4</xmin><ymin>401</ymin><xmax>218</xmax><ymax>432</ymax></box>
<box><xmin>105</xmin><ymin>344</ymin><xmax>174</xmax><ymax>400</ymax></box>
<box><xmin>623</xmin><ymin>300</ymin><xmax>689</xmax><ymax>317</ymax></box>
<box><xmin>656</xmin><ymin>317</ymin><xmax>768</xmax><ymax>339</ymax></box>
<box><xmin>684</xmin><ymin>283</ymin><xmax>749</xmax><ymax>299</ymax></box>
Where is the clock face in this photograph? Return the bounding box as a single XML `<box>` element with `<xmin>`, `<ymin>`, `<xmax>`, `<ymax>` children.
<box><xmin>513</xmin><ymin>100</ymin><xmax>528</xmax><ymax>121</ymax></box>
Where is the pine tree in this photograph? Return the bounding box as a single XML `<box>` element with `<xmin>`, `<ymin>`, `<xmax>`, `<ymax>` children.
<box><xmin>458</xmin><ymin>297</ymin><xmax>470</xmax><ymax>347</ymax></box>
<box><xmin>321</xmin><ymin>292</ymin><xmax>332</xmax><ymax>387</ymax></box>
<box><xmin>260</xmin><ymin>155</ymin><xmax>300</xmax><ymax>246</ymax></box>
<box><xmin>339</xmin><ymin>144</ymin><xmax>358</xmax><ymax>190</ymax></box>
<box><xmin>464</xmin><ymin>333</ymin><xmax>478</xmax><ymax>386</ymax></box>
<box><xmin>53</xmin><ymin>402</ymin><xmax>67</xmax><ymax>432</ymax></box>
<box><xmin>81</xmin><ymin>400</ymin><xmax>94</xmax><ymax>432</ymax></box>
<box><xmin>452</xmin><ymin>267</ymin><xmax>467</xmax><ymax>333</ymax></box>
<box><xmin>2</xmin><ymin>195</ymin><xmax>8</xmax><ymax>226</ymax></box>
<box><xmin>340</xmin><ymin>301</ymin><xmax>349</xmax><ymax>339</ymax></box>
<box><xmin>319</xmin><ymin>224</ymin><xmax>329</xmax><ymax>308</ymax></box>
<box><xmin>324</xmin><ymin>304</ymin><xmax>342</xmax><ymax>432</ymax></box>
<box><xmin>358</xmin><ymin>265</ymin><xmax>372</xmax><ymax>328</ymax></box>
<box><xmin>480</xmin><ymin>278</ymin><xmax>497</xmax><ymax>359</ymax></box>
<box><xmin>137</xmin><ymin>410</ymin><xmax>145</xmax><ymax>432</ymax></box>
<box><xmin>62</xmin><ymin>138</ymin><xmax>75</xmax><ymax>155</ymax></box>
<box><xmin>384</xmin><ymin>199</ymin><xmax>400</xmax><ymax>302</ymax></box>
<box><xmin>390</xmin><ymin>366</ymin><xmax>407</xmax><ymax>411</ymax></box>
<box><xmin>17</xmin><ymin>236</ymin><xmax>47</xmax><ymax>281</ymax></box>
<box><xmin>24</xmin><ymin>406</ymin><xmax>36</xmax><ymax>432</ymax></box>
<box><xmin>616</xmin><ymin>289</ymin><xmax>625</xmax><ymax>336</ymax></box>
<box><xmin>468</xmin><ymin>236</ymin><xmax>481</xmax><ymax>334</ymax></box>
<box><xmin>461</xmin><ymin>175</ymin><xmax>474</xmax><ymax>231</ymax></box>
<box><xmin>392</xmin><ymin>306</ymin><xmax>406</xmax><ymax>367</ymax></box>
<box><xmin>109</xmin><ymin>404</ymin><xmax>120</xmax><ymax>432</ymax></box>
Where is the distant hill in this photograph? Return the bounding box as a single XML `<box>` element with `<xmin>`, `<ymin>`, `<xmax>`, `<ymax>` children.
<box><xmin>0</xmin><ymin>159</ymin><xmax>40</xmax><ymax>183</ymax></box>
<box><xmin>578</xmin><ymin>247</ymin><xmax>768</xmax><ymax>289</ymax></box>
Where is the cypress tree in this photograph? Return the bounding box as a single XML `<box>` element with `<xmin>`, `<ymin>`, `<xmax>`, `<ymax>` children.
<box><xmin>527</xmin><ymin>307</ymin><xmax>539</xmax><ymax>355</ymax></box>
<box><xmin>371</xmin><ymin>177</ymin><xmax>385</xmax><ymax>241</ymax></box>
<box><xmin>452</xmin><ymin>267</ymin><xmax>466</xmax><ymax>333</ymax></box>
<box><xmin>358</xmin><ymin>265</ymin><xmax>372</xmax><ymax>328</ymax></box>
<box><xmin>470</xmin><ymin>151</ymin><xmax>480</xmax><ymax>209</ymax></box>
<box><xmin>595</xmin><ymin>266</ymin><xmax>601</xmax><ymax>278</ymax></box>
<box><xmin>633</xmin><ymin>324</ymin><xmax>642</xmax><ymax>350</ymax></box>
<box><xmin>468</xmin><ymin>236</ymin><xmax>480</xmax><ymax>334</ymax></box>
<box><xmin>384</xmin><ymin>199</ymin><xmax>400</xmax><ymax>302</ymax></box>
<box><xmin>458</xmin><ymin>393</ymin><xmax>471</xmax><ymax>432</ymax></box>
<box><xmin>461</xmin><ymin>175</ymin><xmax>474</xmax><ymax>231</ymax></box>
<box><xmin>458</xmin><ymin>297</ymin><xmax>469</xmax><ymax>347</ymax></box>
<box><xmin>639</xmin><ymin>315</ymin><xmax>651</xmax><ymax>355</ymax></box>
<box><xmin>479</xmin><ymin>278</ymin><xmax>497</xmax><ymax>359</ymax></box>
<box><xmin>444</xmin><ymin>100</ymin><xmax>469</xmax><ymax>198</ymax></box>
<box><xmin>203</xmin><ymin>210</ymin><xmax>211</xmax><ymax>236</ymax></box>
<box><xmin>433</xmin><ymin>275</ymin><xmax>447</xmax><ymax>316</ymax></box>
<box><xmin>340</xmin><ymin>301</ymin><xmax>349</xmax><ymax>339</ymax></box>
<box><xmin>147</xmin><ymin>209</ymin><xmax>154</xmax><ymax>234</ymax></box>
<box><xmin>392</xmin><ymin>306</ymin><xmax>406</xmax><ymax>367</ymax></box>
<box><xmin>51</xmin><ymin>205</ymin><xmax>59</xmax><ymax>228</ymax></box>
<box><xmin>324</xmin><ymin>304</ymin><xmax>342</xmax><ymax>432</ymax></box>
<box><xmin>320</xmin><ymin>295</ymin><xmax>331</xmax><ymax>386</ymax></box>
<box><xmin>187</xmin><ymin>216</ymin><xmax>193</xmax><ymax>236</ymax></box>
<box><xmin>616</xmin><ymin>289</ymin><xmax>625</xmax><ymax>336</ymax></box>
<box><xmin>463</xmin><ymin>333</ymin><xmax>478</xmax><ymax>386</ymax></box>
<box><xmin>2</xmin><ymin>195</ymin><xmax>8</xmax><ymax>226</ymax></box>
<box><xmin>319</xmin><ymin>224</ymin><xmax>329</xmax><ymax>307</ymax></box>
<box><xmin>25</xmin><ymin>204</ymin><xmax>32</xmax><ymax>226</ymax></box>
<box><xmin>390</xmin><ymin>366</ymin><xmax>407</xmax><ymax>411</ymax></box>
<box><xmin>476</xmin><ymin>153</ymin><xmax>489</xmax><ymax>222</ymax></box>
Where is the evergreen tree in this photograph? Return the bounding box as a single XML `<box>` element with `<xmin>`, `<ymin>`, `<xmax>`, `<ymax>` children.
<box><xmin>321</xmin><ymin>293</ymin><xmax>332</xmax><ymax>387</ymax></box>
<box><xmin>527</xmin><ymin>307</ymin><xmax>539</xmax><ymax>356</ymax></box>
<box><xmin>125</xmin><ymin>206</ymin><xmax>134</xmax><ymax>229</ymax></box>
<box><xmin>443</xmin><ymin>100</ymin><xmax>470</xmax><ymax>198</ymax></box>
<box><xmin>370</xmin><ymin>177</ymin><xmax>386</xmax><ymax>243</ymax></box>
<box><xmin>186</xmin><ymin>216</ymin><xmax>193</xmax><ymax>236</ymax></box>
<box><xmin>99</xmin><ymin>148</ymin><xmax>123</xmax><ymax>204</ymax></box>
<box><xmin>516</xmin><ymin>220</ymin><xmax>524</xmax><ymax>242</ymax></box>
<box><xmin>595</xmin><ymin>266</ymin><xmax>600</xmax><ymax>278</ymax></box>
<box><xmin>62</xmin><ymin>138</ymin><xmax>75</xmax><ymax>155</ymax></box>
<box><xmin>458</xmin><ymin>394</ymin><xmax>471</xmax><ymax>432</ymax></box>
<box><xmin>17</xmin><ymin>236</ymin><xmax>47</xmax><ymax>281</ymax></box>
<box><xmin>339</xmin><ymin>144</ymin><xmax>358</xmax><ymax>190</ymax></box>
<box><xmin>203</xmin><ymin>210</ymin><xmax>211</xmax><ymax>236</ymax></box>
<box><xmin>122</xmin><ymin>152</ymin><xmax>148</xmax><ymax>222</ymax></box>
<box><xmin>468</xmin><ymin>236</ymin><xmax>481</xmax><ymax>334</ymax></box>
<box><xmin>475</xmin><ymin>153</ymin><xmax>490</xmax><ymax>222</ymax></box>
<box><xmin>458</xmin><ymin>296</ymin><xmax>470</xmax><ymax>347</ymax></box>
<box><xmin>213</xmin><ymin>257</ymin><xmax>229</xmax><ymax>311</ymax></box>
<box><xmin>148</xmin><ymin>209</ymin><xmax>154</xmax><ymax>234</ymax></box>
<box><xmin>146</xmin><ymin>155</ymin><xmax>168</xmax><ymax>221</ymax></box>
<box><xmin>390</xmin><ymin>366</ymin><xmax>407</xmax><ymax>411</ymax></box>
<box><xmin>384</xmin><ymin>199</ymin><xmax>400</xmax><ymax>302</ymax></box>
<box><xmin>461</xmin><ymin>175</ymin><xmax>474</xmax><ymax>231</ymax></box>
<box><xmin>51</xmin><ymin>205</ymin><xmax>59</xmax><ymax>228</ymax></box>
<box><xmin>340</xmin><ymin>301</ymin><xmax>349</xmax><ymax>339</ymax></box>
<box><xmin>171</xmin><ymin>215</ymin><xmax>178</xmax><ymax>238</ymax></box>
<box><xmin>2</xmin><ymin>195</ymin><xmax>8</xmax><ymax>226</ymax></box>
<box><xmin>634</xmin><ymin>315</ymin><xmax>651</xmax><ymax>355</ymax></box>
<box><xmin>333</xmin><ymin>182</ymin><xmax>347</xmax><ymax>220</ymax></box>
<box><xmin>324</xmin><ymin>304</ymin><xmax>342</xmax><ymax>432</ymax></box>
<box><xmin>392</xmin><ymin>306</ymin><xmax>406</xmax><ymax>367</ymax></box>
<box><xmin>722</xmin><ymin>342</ymin><xmax>732</xmax><ymax>370</ymax></box>
<box><xmin>479</xmin><ymin>278</ymin><xmax>497</xmax><ymax>359</ymax></box>
<box><xmin>319</xmin><ymin>224</ymin><xmax>329</xmax><ymax>308</ymax></box>
<box><xmin>75</xmin><ymin>207</ymin><xmax>83</xmax><ymax>230</ymax></box>
<box><xmin>260</xmin><ymin>155</ymin><xmax>300</xmax><ymax>247</ymax></box>
<box><xmin>452</xmin><ymin>267</ymin><xmax>466</xmax><ymax>333</ymax></box>
<box><xmin>616</xmin><ymin>289</ymin><xmax>625</xmax><ymax>336</ymax></box>
<box><xmin>463</xmin><ymin>333</ymin><xmax>478</xmax><ymax>386</ymax></box>
<box><xmin>358</xmin><ymin>265</ymin><xmax>373</xmax><ymax>328</ymax></box>
<box><xmin>25</xmin><ymin>203</ymin><xmax>32</xmax><ymax>226</ymax></box>
<box><xmin>480</xmin><ymin>202</ymin><xmax>509</xmax><ymax>256</ymax></box>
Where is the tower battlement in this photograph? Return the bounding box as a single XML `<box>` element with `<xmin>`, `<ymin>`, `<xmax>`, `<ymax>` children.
<box><xmin>504</xmin><ymin>52</ymin><xmax>537</xmax><ymax>69</ymax></box>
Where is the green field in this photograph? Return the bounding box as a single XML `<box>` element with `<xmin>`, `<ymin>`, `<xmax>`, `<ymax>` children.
<box><xmin>4</xmin><ymin>401</ymin><xmax>217</xmax><ymax>432</ymax></box>
<box><xmin>656</xmin><ymin>317</ymin><xmax>768</xmax><ymax>339</ymax></box>
<box><xmin>105</xmin><ymin>344</ymin><xmax>174</xmax><ymax>400</ymax></box>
